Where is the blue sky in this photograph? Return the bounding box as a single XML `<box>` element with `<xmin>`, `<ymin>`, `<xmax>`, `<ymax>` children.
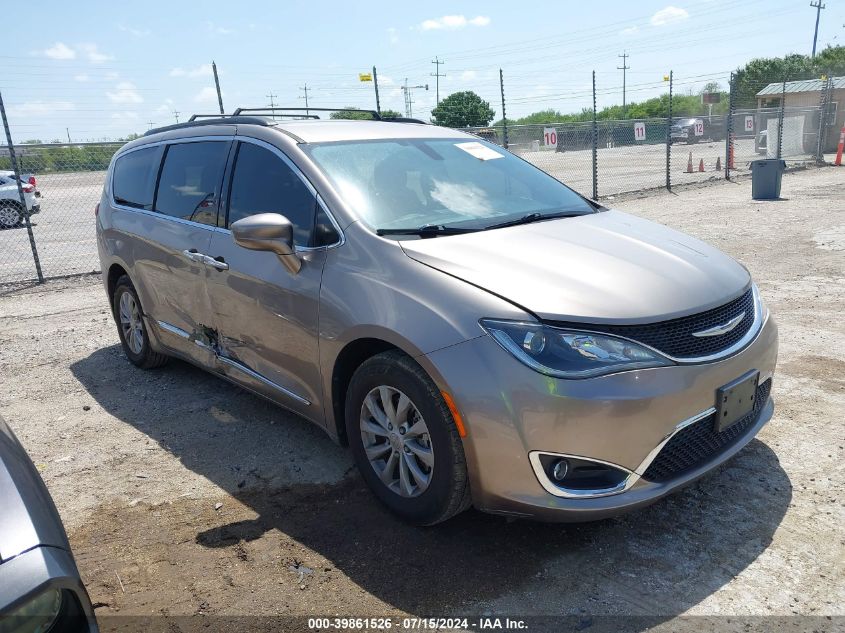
<box><xmin>2</xmin><ymin>0</ymin><xmax>843</xmax><ymax>141</ymax></box>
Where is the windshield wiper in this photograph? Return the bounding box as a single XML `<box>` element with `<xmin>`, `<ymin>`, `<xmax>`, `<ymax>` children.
<box><xmin>376</xmin><ymin>224</ymin><xmax>480</xmax><ymax>237</ymax></box>
<box><xmin>483</xmin><ymin>211</ymin><xmax>588</xmax><ymax>231</ymax></box>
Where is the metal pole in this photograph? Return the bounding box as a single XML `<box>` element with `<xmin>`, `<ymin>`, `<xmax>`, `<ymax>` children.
<box><xmin>726</xmin><ymin>72</ymin><xmax>735</xmax><ymax>180</ymax></box>
<box><xmin>816</xmin><ymin>74</ymin><xmax>831</xmax><ymax>162</ymax></box>
<box><xmin>212</xmin><ymin>61</ymin><xmax>224</xmax><ymax>114</ymax></box>
<box><xmin>373</xmin><ymin>66</ymin><xmax>381</xmax><ymax>115</ymax></box>
<box><xmin>592</xmin><ymin>70</ymin><xmax>598</xmax><ymax>200</ymax></box>
<box><xmin>500</xmin><ymin>69</ymin><xmax>509</xmax><ymax>149</ymax></box>
<box><xmin>666</xmin><ymin>71</ymin><xmax>673</xmax><ymax>191</ymax></box>
<box><xmin>810</xmin><ymin>0</ymin><xmax>825</xmax><ymax>57</ymax></box>
<box><xmin>777</xmin><ymin>79</ymin><xmax>786</xmax><ymax>159</ymax></box>
<box><xmin>0</xmin><ymin>90</ymin><xmax>44</xmax><ymax>283</ymax></box>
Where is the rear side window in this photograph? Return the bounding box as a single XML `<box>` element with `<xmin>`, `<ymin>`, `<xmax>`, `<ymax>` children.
<box><xmin>154</xmin><ymin>141</ymin><xmax>229</xmax><ymax>225</ymax></box>
<box><xmin>227</xmin><ymin>142</ymin><xmax>316</xmax><ymax>246</ymax></box>
<box><xmin>113</xmin><ymin>146</ymin><xmax>161</xmax><ymax>210</ymax></box>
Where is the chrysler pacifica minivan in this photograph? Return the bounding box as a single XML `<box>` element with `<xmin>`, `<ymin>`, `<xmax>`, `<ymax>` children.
<box><xmin>96</xmin><ymin>109</ymin><xmax>777</xmax><ymax>525</ymax></box>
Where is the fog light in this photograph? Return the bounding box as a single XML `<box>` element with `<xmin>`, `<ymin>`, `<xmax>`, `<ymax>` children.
<box><xmin>551</xmin><ymin>459</ymin><xmax>569</xmax><ymax>481</ymax></box>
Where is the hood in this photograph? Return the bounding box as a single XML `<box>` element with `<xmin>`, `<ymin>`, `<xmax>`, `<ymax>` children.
<box><xmin>0</xmin><ymin>415</ymin><xmax>70</xmax><ymax>562</ymax></box>
<box><xmin>400</xmin><ymin>209</ymin><xmax>750</xmax><ymax>324</ymax></box>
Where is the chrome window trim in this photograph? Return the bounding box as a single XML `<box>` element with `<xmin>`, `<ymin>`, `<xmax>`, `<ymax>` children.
<box><xmin>109</xmin><ymin>134</ymin><xmax>346</xmax><ymax>249</ymax></box>
<box><xmin>528</xmin><ymin>406</ymin><xmax>718</xmax><ymax>499</ymax></box>
<box><xmin>232</xmin><ymin>136</ymin><xmax>345</xmax><ymax>250</ymax></box>
<box><xmin>110</xmin><ymin>135</ymin><xmax>234</xmax><ymax>232</ymax></box>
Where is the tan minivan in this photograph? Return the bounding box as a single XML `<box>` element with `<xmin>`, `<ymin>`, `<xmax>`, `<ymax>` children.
<box><xmin>96</xmin><ymin>109</ymin><xmax>777</xmax><ymax>525</ymax></box>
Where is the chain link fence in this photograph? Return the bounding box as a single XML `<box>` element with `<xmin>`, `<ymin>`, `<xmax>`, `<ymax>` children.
<box><xmin>0</xmin><ymin>142</ymin><xmax>119</xmax><ymax>283</ymax></box>
<box><xmin>1</xmin><ymin>70</ymin><xmax>842</xmax><ymax>285</ymax></box>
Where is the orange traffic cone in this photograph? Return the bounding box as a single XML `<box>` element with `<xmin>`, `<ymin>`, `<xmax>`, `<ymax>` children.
<box><xmin>716</xmin><ymin>156</ymin><xmax>722</xmax><ymax>171</ymax></box>
<box><xmin>685</xmin><ymin>152</ymin><xmax>693</xmax><ymax>173</ymax></box>
<box><xmin>698</xmin><ymin>158</ymin><xmax>705</xmax><ymax>172</ymax></box>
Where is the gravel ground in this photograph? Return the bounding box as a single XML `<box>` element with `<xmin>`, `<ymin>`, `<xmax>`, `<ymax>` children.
<box><xmin>0</xmin><ymin>167</ymin><xmax>843</xmax><ymax>630</ymax></box>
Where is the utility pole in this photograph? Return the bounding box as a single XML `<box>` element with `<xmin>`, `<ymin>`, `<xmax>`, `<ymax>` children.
<box><xmin>212</xmin><ymin>60</ymin><xmax>224</xmax><ymax>114</ymax></box>
<box><xmin>66</xmin><ymin>128</ymin><xmax>71</xmax><ymax>143</ymax></box>
<box><xmin>266</xmin><ymin>92</ymin><xmax>278</xmax><ymax>119</ymax></box>
<box><xmin>401</xmin><ymin>79</ymin><xmax>428</xmax><ymax>118</ymax></box>
<box><xmin>618</xmin><ymin>51</ymin><xmax>630</xmax><ymax>118</ymax></box>
<box><xmin>147</xmin><ymin>121</ymin><xmax>154</xmax><ymax>130</ymax></box>
<box><xmin>299</xmin><ymin>84</ymin><xmax>311</xmax><ymax>117</ymax></box>
<box><xmin>499</xmin><ymin>69</ymin><xmax>508</xmax><ymax>149</ymax></box>
<box><xmin>173</xmin><ymin>110</ymin><xmax>180</xmax><ymax>124</ymax></box>
<box><xmin>810</xmin><ymin>1</ymin><xmax>826</xmax><ymax>57</ymax></box>
<box><xmin>431</xmin><ymin>57</ymin><xmax>445</xmax><ymax>105</ymax></box>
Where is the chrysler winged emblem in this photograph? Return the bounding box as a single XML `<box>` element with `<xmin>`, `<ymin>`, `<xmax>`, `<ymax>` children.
<box><xmin>691</xmin><ymin>312</ymin><xmax>746</xmax><ymax>338</ymax></box>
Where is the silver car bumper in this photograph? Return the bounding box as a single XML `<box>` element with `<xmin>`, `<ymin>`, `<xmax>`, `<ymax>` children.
<box><xmin>423</xmin><ymin>313</ymin><xmax>778</xmax><ymax>521</ymax></box>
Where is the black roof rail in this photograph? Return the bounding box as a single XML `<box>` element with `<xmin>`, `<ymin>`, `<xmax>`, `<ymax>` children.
<box><xmin>381</xmin><ymin>116</ymin><xmax>428</xmax><ymax>124</ymax></box>
<box><xmin>232</xmin><ymin>106</ymin><xmax>382</xmax><ymax>120</ymax></box>
<box><xmin>143</xmin><ymin>116</ymin><xmax>274</xmax><ymax>136</ymax></box>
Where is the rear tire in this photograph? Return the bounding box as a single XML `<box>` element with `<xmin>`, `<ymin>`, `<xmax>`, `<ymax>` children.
<box><xmin>112</xmin><ymin>275</ymin><xmax>168</xmax><ymax>369</ymax></box>
<box><xmin>0</xmin><ymin>201</ymin><xmax>23</xmax><ymax>229</ymax></box>
<box><xmin>345</xmin><ymin>350</ymin><xmax>471</xmax><ymax>525</ymax></box>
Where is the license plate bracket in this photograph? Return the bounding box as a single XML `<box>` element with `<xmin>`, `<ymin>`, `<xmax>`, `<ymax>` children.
<box><xmin>715</xmin><ymin>371</ymin><xmax>759</xmax><ymax>432</ymax></box>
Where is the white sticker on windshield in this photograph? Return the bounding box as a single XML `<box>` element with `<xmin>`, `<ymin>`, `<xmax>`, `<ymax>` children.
<box><xmin>454</xmin><ymin>141</ymin><xmax>504</xmax><ymax>161</ymax></box>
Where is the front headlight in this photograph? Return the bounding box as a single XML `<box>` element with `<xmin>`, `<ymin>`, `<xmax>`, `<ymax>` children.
<box><xmin>480</xmin><ymin>319</ymin><xmax>674</xmax><ymax>379</ymax></box>
<box><xmin>3</xmin><ymin>587</ymin><xmax>63</xmax><ymax>633</ymax></box>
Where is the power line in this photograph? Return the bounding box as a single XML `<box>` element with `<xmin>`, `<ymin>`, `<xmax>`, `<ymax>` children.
<box><xmin>617</xmin><ymin>51</ymin><xmax>630</xmax><ymax>118</ymax></box>
<box><xmin>431</xmin><ymin>57</ymin><xmax>445</xmax><ymax>105</ymax></box>
<box><xmin>810</xmin><ymin>0</ymin><xmax>826</xmax><ymax>57</ymax></box>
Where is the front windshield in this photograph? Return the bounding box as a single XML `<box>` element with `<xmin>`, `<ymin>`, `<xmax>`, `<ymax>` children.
<box><xmin>303</xmin><ymin>138</ymin><xmax>595</xmax><ymax>232</ymax></box>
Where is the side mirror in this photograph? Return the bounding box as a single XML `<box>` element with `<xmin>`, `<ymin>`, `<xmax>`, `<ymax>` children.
<box><xmin>231</xmin><ymin>213</ymin><xmax>301</xmax><ymax>274</ymax></box>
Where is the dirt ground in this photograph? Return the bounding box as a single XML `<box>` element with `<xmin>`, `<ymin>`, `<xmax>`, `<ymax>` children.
<box><xmin>0</xmin><ymin>167</ymin><xmax>843</xmax><ymax>630</ymax></box>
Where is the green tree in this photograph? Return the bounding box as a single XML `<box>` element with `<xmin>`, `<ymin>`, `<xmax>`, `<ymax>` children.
<box><xmin>431</xmin><ymin>91</ymin><xmax>495</xmax><ymax>127</ymax></box>
<box><xmin>329</xmin><ymin>107</ymin><xmax>400</xmax><ymax>120</ymax></box>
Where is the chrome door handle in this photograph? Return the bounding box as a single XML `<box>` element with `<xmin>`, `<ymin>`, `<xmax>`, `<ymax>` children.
<box><xmin>182</xmin><ymin>249</ymin><xmax>204</xmax><ymax>263</ymax></box>
<box><xmin>203</xmin><ymin>255</ymin><xmax>229</xmax><ymax>271</ymax></box>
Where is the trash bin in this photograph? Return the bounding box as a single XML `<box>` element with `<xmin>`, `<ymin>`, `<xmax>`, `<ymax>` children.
<box><xmin>750</xmin><ymin>159</ymin><xmax>786</xmax><ymax>200</ymax></box>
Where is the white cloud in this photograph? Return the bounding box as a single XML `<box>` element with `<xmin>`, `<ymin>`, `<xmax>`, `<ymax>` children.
<box><xmin>111</xmin><ymin>111</ymin><xmax>139</xmax><ymax>120</ymax></box>
<box><xmin>620</xmin><ymin>25</ymin><xmax>639</xmax><ymax>35</ymax></box>
<box><xmin>420</xmin><ymin>15</ymin><xmax>491</xmax><ymax>30</ymax></box>
<box><xmin>74</xmin><ymin>74</ymin><xmax>90</xmax><ymax>82</ymax></box>
<box><xmin>387</xmin><ymin>27</ymin><xmax>399</xmax><ymax>44</ymax></box>
<box><xmin>118</xmin><ymin>24</ymin><xmax>151</xmax><ymax>37</ymax></box>
<box><xmin>8</xmin><ymin>101</ymin><xmax>75</xmax><ymax>117</ymax></box>
<box><xmin>193</xmin><ymin>86</ymin><xmax>219</xmax><ymax>103</ymax></box>
<box><xmin>43</xmin><ymin>42</ymin><xmax>75</xmax><ymax>60</ymax></box>
<box><xmin>460</xmin><ymin>70</ymin><xmax>478</xmax><ymax>81</ymax></box>
<box><xmin>79</xmin><ymin>43</ymin><xmax>114</xmax><ymax>63</ymax></box>
<box><xmin>205</xmin><ymin>21</ymin><xmax>233</xmax><ymax>35</ymax></box>
<box><xmin>169</xmin><ymin>64</ymin><xmax>213</xmax><ymax>78</ymax></box>
<box><xmin>650</xmin><ymin>6</ymin><xmax>689</xmax><ymax>26</ymax></box>
<box><xmin>107</xmin><ymin>82</ymin><xmax>143</xmax><ymax>104</ymax></box>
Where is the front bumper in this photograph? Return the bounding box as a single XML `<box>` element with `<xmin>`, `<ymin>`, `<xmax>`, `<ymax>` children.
<box><xmin>423</xmin><ymin>313</ymin><xmax>778</xmax><ymax>521</ymax></box>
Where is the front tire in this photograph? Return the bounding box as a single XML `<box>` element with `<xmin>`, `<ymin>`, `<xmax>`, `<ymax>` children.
<box><xmin>345</xmin><ymin>351</ymin><xmax>471</xmax><ymax>525</ymax></box>
<box><xmin>112</xmin><ymin>275</ymin><xmax>168</xmax><ymax>369</ymax></box>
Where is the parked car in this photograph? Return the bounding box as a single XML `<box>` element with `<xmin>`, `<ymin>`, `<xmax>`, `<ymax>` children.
<box><xmin>0</xmin><ymin>414</ymin><xmax>98</xmax><ymax>631</ymax></box>
<box><xmin>97</xmin><ymin>112</ymin><xmax>777</xmax><ymax>525</ymax></box>
<box><xmin>669</xmin><ymin>118</ymin><xmax>710</xmax><ymax>143</ymax></box>
<box><xmin>0</xmin><ymin>174</ymin><xmax>40</xmax><ymax>229</ymax></box>
<box><xmin>0</xmin><ymin>170</ymin><xmax>40</xmax><ymax>197</ymax></box>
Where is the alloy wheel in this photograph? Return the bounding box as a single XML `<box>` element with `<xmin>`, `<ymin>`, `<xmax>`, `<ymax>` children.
<box><xmin>359</xmin><ymin>385</ymin><xmax>434</xmax><ymax>497</ymax></box>
<box><xmin>0</xmin><ymin>204</ymin><xmax>20</xmax><ymax>229</ymax></box>
<box><xmin>119</xmin><ymin>291</ymin><xmax>144</xmax><ymax>355</ymax></box>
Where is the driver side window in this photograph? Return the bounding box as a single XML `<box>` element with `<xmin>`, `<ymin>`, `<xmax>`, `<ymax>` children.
<box><xmin>227</xmin><ymin>142</ymin><xmax>316</xmax><ymax>246</ymax></box>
